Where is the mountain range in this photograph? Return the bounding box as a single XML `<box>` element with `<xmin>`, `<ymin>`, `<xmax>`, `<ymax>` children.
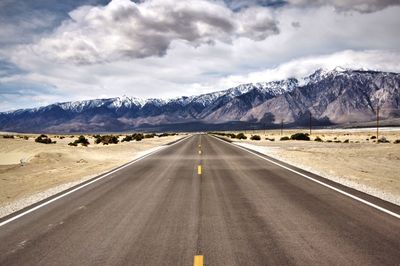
<box><xmin>1</xmin><ymin>68</ymin><xmax>399</xmax><ymax>133</ymax></box>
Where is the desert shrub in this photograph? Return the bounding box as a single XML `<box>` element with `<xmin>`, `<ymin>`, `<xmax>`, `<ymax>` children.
<box><xmin>265</xmin><ymin>138</ymin><xmax>275</xmax><ymax>141</ymax></box>
<box><xmin>60</xmin><ymin>136</ymin><xmax>65</xmax><ymax>139</ymax></box>
<box><xmin>158</xmin><ymin>133</ymin><xmax>171</xmax><ymax>137</ymax></box>
<box><xmin>394</xmin><ymin>139</ymin><xmax>400</xmax><ymax>144</ymax></box>
<box><xmin>35</xmin><ymin>134</ymin><xmax>56</xmax><ymax>144</ymax></box>
<box><xmin>290</xmin><ymin>133</ymin><xmax>310</xmax><ymax>141</ymax></box>
<box><xmin>68</xmin><ymin>135</ymin><xmax>89</xmax><ymax>146</ymax></box>
<box><xmin>78</xmin><ymin>135</ymin><xmax>90</xmax><ymax>145</ymax></box>
<box><xmin>95</xmin><ymin>135</ymin><xmax>119</xmax><ymax>145</ymax></box>
<box><xmin>250</xmin><ymin>135</ymin><xmax>261</xmax><ymax>140</ymax></box>
<box><xmin>334</xmin><ymin>140</ymin><xmax>341</xmax><ymax>143</ymax></box>
<box><xmin>370</xmin><ymin>136</ymin><xmax>377</xmax><ymax>139</ymax></box>
<box><xmin>280</xmin><ymin>136</ymin><xmax>290</xmax><ymax>141</ymax></box>
<box><xmin>144</xmin><ymin>133</ymin><xmax>155</xmax><ymax>138</ymax></box>
<box><xmin>94</xmin><ymin>136</ymin><xmax>101</xmax><ymax>144</ymax></box>
<box><xmin>3</xmin><ymin>135</ymin><xmax>14</xmax><ymax>138</ymax></box>
<box><xmin>23</xmin><ymin>136</ymin><xmax>29</xmax><ymax>140</ymax></box>
<box><xmin>378</xmin><ymin>137</ymin><xmax>390</xmax><ymax>143</ymax></box>
<box><xmin>132</xmin><ymin>133</ymin><xmax>144</xmax><ymax>141</ymax></box>
<box><xmin>122</xmin><ymin>133</ymin><xmax>145</xmax><ymax>142</ymax></box>
<box><xmin>314</xmin><ymin>136</ymin><xmax>323</xmax><ymax>142</ymax></box>
<box><xmin>326</xmin><ymin>140</ymin><xmax>333</xmax><ymax>143</ymax></box>
<box><xmin>236</xmin><ymin>133</ymin><xmax>247</xmax><ymax>140</ymax></box>
<box><xmin>122</xmin><ymin>135</ymin><xmax>133</xmax><ymax>142</ymax></box>
<box><xmin>108</xmin><ymin>135</ymin><xmax>119</xmax><ymax>144</ymax></box>
<box><xmin>343</xmin><ymin>139</ymin><xmax>349</xmax><ymax>143</ymax></box>
<box><xmin>78</xmin><ymin>136</ymin><xmax>90</xmax><ymax>146</ymax></box>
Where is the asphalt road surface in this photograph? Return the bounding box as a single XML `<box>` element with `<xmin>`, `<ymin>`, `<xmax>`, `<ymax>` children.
<box><xmin>0</xmin><ymin>134</ymin><xmax>399</xmax><ymax>265</ymax></box>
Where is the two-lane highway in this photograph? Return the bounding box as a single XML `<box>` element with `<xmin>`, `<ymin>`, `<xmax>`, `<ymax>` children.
<box><xmin>0</xmin><ymin>134</ymin><xmax>399</xmax><ymax>265</ymax></box>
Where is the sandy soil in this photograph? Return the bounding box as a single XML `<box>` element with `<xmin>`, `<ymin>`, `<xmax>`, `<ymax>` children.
<box><xmin>221</xmin><ymin>128</ymin><xmax>400</xmax><ymax>205</ymax></box>
<box><xmin>0</xmin><ymin>134</ymin><xmax>183</xmax><ymax>216</ymax></box>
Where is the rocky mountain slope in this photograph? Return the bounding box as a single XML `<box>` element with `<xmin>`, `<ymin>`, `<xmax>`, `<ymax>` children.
<box><xmin>1</xmin><ymin>68</ymin><xmax>399</xmax><ymax>132</ymax></box>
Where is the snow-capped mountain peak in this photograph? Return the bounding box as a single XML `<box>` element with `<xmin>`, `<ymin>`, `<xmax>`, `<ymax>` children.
<box><xmin>1</xmin><ymin>68</ymin><xmax>399</xmax><ymax>133</ymax></box>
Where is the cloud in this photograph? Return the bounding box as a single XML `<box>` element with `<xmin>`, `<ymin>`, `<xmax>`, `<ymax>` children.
<box><xmin>227</xmin><ymin>0</ymin><xmax>400</xmax><ymax>12</ymax></box>
<box><xmin>0</xmin><ymin>0</ymin><xmax>112</xmax><ymax>48</ymax></box>
<box><xmin>0</xmin><ymin>10</ymin><xmax>58</xmax><ymax>47</ymax></box>
<box><xmin>225</xmin><ymin>0</ymin><xmax>286</xmax><ymax>9</ymax></box>
<box><xmin>26</xmin><ymin>0</ymin><xmax>279</xmax><ymax>64</ymax></box>
<box><xmin>214</xmin><ymin>50</ymin><xmax>400</xmax><ymax>88</ymax></box>
<box><xmin>287</xmin><ymin>0</ymin><xmax>400</xmax><ymax>13</ymax></box>
<box><xmin>0</xmin><ymin>60</ymin><xmax>25</xmax><ymax>77</ymax></box>
<box><xmin>1</xmin><ymin>1</ymin><xmax>400</xmax><ymax>111</ymax></box>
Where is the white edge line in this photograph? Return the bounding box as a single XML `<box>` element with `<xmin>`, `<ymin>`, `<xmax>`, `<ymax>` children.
<box><xmin>0</xmin><ymin>135</ymin><xmax>191</xmax><ymax>227</ymax></box>
<box><xmin>211</xmin><ymin>135</ymin><xmax>400</xmax><ymax>219</ymax></box>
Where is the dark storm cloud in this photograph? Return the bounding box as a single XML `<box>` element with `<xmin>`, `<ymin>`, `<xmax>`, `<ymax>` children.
<box><xmin>0</xmin><ymin>60</ymin><xmax>25</xmax><ymax>77</ymax></box>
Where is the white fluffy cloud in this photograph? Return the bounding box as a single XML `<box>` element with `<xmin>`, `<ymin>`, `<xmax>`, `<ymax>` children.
<box><xmin>27</xmin><ymin>0</ymin><xmax>278</xmax><ymax>64</ymax></box>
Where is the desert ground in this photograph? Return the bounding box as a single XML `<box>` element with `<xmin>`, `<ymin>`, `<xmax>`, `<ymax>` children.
<box><xmin>217</xmin><ymin>127</ymin><xmax>400</xmax><ymax>205</ymax></box>
<box><xmin>0</xmin><ymin>133</ymin><xmax>183</xmax><ymax>217</ymax></box>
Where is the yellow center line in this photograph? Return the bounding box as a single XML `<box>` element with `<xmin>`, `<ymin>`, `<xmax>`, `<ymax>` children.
<box><xmin>197</xmin><ymin>165</ymin><xmax>202</xmax><ymax>175</ymax></box>
<box><xmin>194</xmin><ymin>255</ymin><xmax>204</xmax><ymax>266</ymax></box>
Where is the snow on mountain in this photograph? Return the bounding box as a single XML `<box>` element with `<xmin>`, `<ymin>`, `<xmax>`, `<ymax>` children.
<box><xmin>58</xmin><ymin>99</ymin><xmax>107</xmax><ymax>112</ymax></box>
<box><xmin>108</xmin><ymin>96</ymin><xmax>145</xmax><ymax>109</ymax></box>
<box><xmin>299</xmin><ymin>67</ymin><xmax>351</xmax><ymax>85</ymax></box>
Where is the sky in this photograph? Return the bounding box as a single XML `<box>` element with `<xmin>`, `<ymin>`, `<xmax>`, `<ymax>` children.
<box><xmin>0</xmin><ymin>0</ymin><xmax>400</xmax><ymax>111</ymax></box>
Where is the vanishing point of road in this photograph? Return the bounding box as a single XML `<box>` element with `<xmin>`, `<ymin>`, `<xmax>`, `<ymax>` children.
<box><xmin>0</xmin><ymin>134</ymin><xmax>399</xmax><ymax>265</ymax></box>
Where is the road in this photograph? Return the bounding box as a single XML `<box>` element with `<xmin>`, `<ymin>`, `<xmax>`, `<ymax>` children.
<box><xmin>0</xmin><ymin>134</ymin><xmax>399</xmax><ymax>265</ymax></box>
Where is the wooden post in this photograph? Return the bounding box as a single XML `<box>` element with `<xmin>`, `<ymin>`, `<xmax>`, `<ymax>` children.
<box><xmin>281</xmin><ymin>120</ymin><xmax>283</xmax><ymax>136</ymax></box>
<box><xmin>309</xmin><ymin>113</ymin><xmax>312</xmax><ymax>136</ymax></box>
<box><xmin>376</xmin><ymin>105</ymin><xmax>379</xmax><ymax>141</ymax></box>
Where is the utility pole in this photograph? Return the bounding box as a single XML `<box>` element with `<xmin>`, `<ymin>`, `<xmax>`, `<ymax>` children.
<box><xmin>309</xmin><ymin>113</ymin><xmax>312</xmax><ymax>136</ymax></box>
<box><xmin>376</xmin><ymin>105</ymin><xmax>379</xmax><ymax>141</ymax></box>
<box><xmin>280</xmin><ymin>120</ymin><xmax>283</xmax><ymax>136</ymax></box>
